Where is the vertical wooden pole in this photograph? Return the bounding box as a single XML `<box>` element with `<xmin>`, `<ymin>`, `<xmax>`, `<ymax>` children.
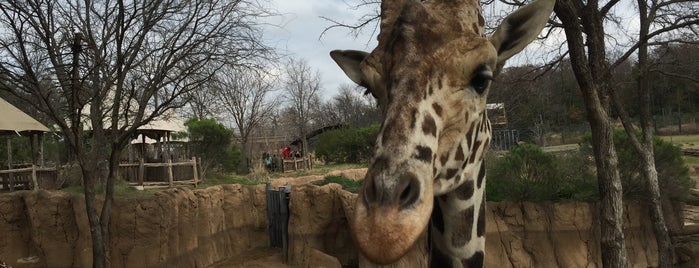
<box><xmin>8</xmin><ymin>138</ymin><xmax>14</xmax><ymax>191</ymax></box>
<box><xmin>39</xmin><ymin>133</ymin><xmax>44</xmax><ymax>167</ymax></box>
<box><xmin>138</xmin><ymin>158</ymin><xmax>144</xmax><ymax>186</ymax></box>
<box><xmin>29</xmin><ymin>134</ymin><xmax>35</xmax><ymax>166</ymax></box>
<box><xmin>31</xmin><ymin>165</ymin><xmax>38</xmax><ymax>191</ymax></box>
<box><xmin>7</xmin><ymin>138</ymin><xmax>11</xmax><ymax>168</ymax></box>
<box><xmin>9</xmin><ymin>172</ymin><xmax>14</xmax><ymax>192</ymax></box>
<box><xmin>167</xmin><ymin>159</ymin><xmax>174</xmax><ymax>187</ymax></box>
<box><xmin>192</xmin><ymin>157</ymin><xmax>199</xmax><ymax>188</ymax></box>
<box><xmin>128</xmin><ymin>141</ymin><xmax>133</xmax><ymax>163</ymax></box>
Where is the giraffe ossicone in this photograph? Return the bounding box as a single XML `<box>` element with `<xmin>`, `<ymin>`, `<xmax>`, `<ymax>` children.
<box><xmin>330</xmin><ymin>0</ymin><xmax>554</xmax><ymax>266</ymax></box>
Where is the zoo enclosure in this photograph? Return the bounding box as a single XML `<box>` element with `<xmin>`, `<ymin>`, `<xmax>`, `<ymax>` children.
<box><xmin>119</xmin><ymin>157</ymin><xmax>200</xmax><ymax>188</ymax></box>
<box><xmin>0</xmin><ymin>165</ymin><xmax>59</xmax><ymax>191</ymax></box>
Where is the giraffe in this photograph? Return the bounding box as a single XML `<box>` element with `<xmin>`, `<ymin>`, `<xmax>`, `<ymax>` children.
<box><xmin>330</xmin><ymin>0</ymin><xmax>554</xmax><ymax>266</ymax></box>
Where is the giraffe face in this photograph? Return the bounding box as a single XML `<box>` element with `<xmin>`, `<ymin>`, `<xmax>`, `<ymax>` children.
<box><xmin>335</xmin><ymin>4</ymin><xmax>496</xmax><ymax>264</ymax></box>
<box><xmin>331</xmin><ymin>0</ymin><xmax>555</xmax><ymax>264</ymax></box>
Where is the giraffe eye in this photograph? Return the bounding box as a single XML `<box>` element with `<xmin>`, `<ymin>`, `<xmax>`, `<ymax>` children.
<box><xmin>470</xmin><ymin>70</ymin><xmax>493</xmax><ymax>95</ymax></box>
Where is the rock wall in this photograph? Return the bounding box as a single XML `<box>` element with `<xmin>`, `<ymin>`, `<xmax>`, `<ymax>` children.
<box><xmin>287</xmin><ymin>183</ymin><xmax>659</xmax><ymax>268</ymax></box>
<box><xmin>0</xmin><ymin>184</ymin><xmax>269</xmax><ymax>268</ymax></box>
<box><xmin>0</xmin><ymin>176</ymin><xmax>660</xmax><ymax>268</ymax></box>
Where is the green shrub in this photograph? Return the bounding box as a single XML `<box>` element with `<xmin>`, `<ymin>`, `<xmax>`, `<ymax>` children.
<box><xmin>184</xmin><ymin>118</ymin><xmax>236</xmax><ymax>173</ymax></box>
<box><xmin>581</xmin><ymin>130</ymin><xmax>692</xmax><ymax>202</ymax></box>
<box><xmin>315</xmin><ymin>124</ymin><xmax>380</xmax><ymax>164</ymax></box>
<box><xmin>321</xmin><ymin>175</ymin><xmax>364</xmax><ymax>193</ymax></box>
<box><xmin>486</xmin><ymin>144</ymin><xmax>597</xmax><ymax>202</ymax></box>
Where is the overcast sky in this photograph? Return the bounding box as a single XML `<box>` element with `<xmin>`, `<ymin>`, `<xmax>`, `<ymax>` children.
<box><xmin>261</xmin><ymin>0</ymin><xmax>639</xmax><ymax>101</ymax></box>
<box><xmin>263</xmin><ymin>0</ymin><xmax>378</xmax><ymax>100</ymax></box>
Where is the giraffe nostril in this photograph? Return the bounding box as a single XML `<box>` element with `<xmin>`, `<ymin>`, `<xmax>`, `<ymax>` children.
<box><xmin>362</xmin><ymin>173</ymin><xmax>379</xmax><ymax>207</ymax></box>
<box><xmin>398</xmin><ymin>173</ymin><xmax>420</xmax><ymax>210</ymax></box>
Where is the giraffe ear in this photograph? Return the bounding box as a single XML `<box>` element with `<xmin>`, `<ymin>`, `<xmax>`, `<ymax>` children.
<box><xmin>489</xmin><ymin>0</ymin><xmax>555</xmax><ymax>71</ymax></box>
<box><xmin>330</xmin><ymin>50</ymin><xmax>370</xmax><ymax>87</ymax></box>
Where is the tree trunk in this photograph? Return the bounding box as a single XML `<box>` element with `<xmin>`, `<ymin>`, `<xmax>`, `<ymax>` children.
<box><xmin>82</xmin><ymin>166</ymin><xmax>107</xmax><ymax>268</ymax></box>
<box><xmin>635</xmin><ymin>1</ymin><xmax>673</xmax><ymax>264</ymax></box>
<box><xmin>641</xmin><ymin>150</ymin><xmax>674</xmax><ymax>267</ymax></box>
<box><xmin>609</xmin><ymin>1</ymin><xmax>675</xmax><ymax>266</ymax></box>
<box><xmin>554</xmin><ymin>0</ymin><xmax>629</xmax><ymax>266</ymax></box>
<box><xmin>588</xmin><ymin>107</ymin><xmax>628</xmax><ymax>268</ymax></box>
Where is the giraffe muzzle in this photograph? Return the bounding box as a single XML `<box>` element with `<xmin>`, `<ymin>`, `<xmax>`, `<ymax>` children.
<box><xmin>362</xmin><ymin>170</ymin><xmax>421</xmax><ymax>210</ymax></box>
<box><xmin>353</xmin><ymin>165</ymin><xmax>433</xmax><ymax>264</ymax></box>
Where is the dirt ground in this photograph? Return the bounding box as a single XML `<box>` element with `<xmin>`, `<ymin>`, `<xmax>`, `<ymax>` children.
<box><xmin>207</xmin><ymin>247</ymin><xmax>291</xmax><ymax>268</ymax></box>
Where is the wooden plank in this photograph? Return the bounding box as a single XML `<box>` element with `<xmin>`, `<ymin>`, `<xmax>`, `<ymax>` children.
<box><xmin>138</xmin><ymin>158</ymin><xmax>144</xmax><ymax>186</ymax></box>
<box><xmin>167</xmin><ymin>159</ymin><xmax>174</xmax><ymax>188</ymax></box>
<box><xmin>0</xmin><ymin>167</ymin><xmax>33</xmax><ymax>174</ymax></box>
<box><xmin>192</xmin><ymin>157</ymin><xmax>199</xmax><ymax>188</ymax></box>
<box><xmin>31</xmin><ymin>165</ymin><xmax>38</xmax><ymax>191</ymax></box>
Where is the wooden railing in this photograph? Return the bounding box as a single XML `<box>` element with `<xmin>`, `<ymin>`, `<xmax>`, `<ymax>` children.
<box><xmin>119</xmin><ymin>157</ymin><xmax>199</xmax><ymax>188</ymax></box>
<box><xmin>0</xmin><ymin>165</ymin><xmax>59</xmax><ymax>191</ymax></box>
<box><xmin>281</xmin><ymin>157</ymin><xmax>312</xmax><ymax>172</ymax></box>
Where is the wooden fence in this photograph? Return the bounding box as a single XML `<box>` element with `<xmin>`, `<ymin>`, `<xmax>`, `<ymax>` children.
<box><xmin>281</xmin><ymin>157</ymin><xmax>312</xmax><ymax>172</ymax></box>
<box><xmin>119</xmin><ymin>157</ymin><xmax>199</xmax><ymax>188</ymax></box>
<box><xmin>0</xmin><ymin>165</ymin><xmax>59</xmax><ymax>191</ymax></box>
<box><xmin>266</xmin><ymin>183</ymin><xmax>292</xmax><ymax>262</ymax></box>
<box><xmin>261</xmin><ymin>156</ymin><xmax>314</xmax><ymax>173</ymax></box>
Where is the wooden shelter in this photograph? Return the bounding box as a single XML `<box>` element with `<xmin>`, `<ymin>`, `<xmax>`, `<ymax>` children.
<box><xmin>0</xmin><ymin>97</ymin><xmax>54</xmax><ymax>191</ymax></box>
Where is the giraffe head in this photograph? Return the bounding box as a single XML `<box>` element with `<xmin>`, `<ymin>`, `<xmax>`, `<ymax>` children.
<box><xmin>331</xmin><ymin>0</ymin><xmax>554</xmax><ymax>264</ymax></box>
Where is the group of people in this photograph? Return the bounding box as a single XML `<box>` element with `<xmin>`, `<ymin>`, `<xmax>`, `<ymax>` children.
<box><xmin>262</xmin><ymin>147</ymin><xmax>303</xmax><ymax>171</ymax></box>
<box><xmin>280</xmin><ymin>147</ymin><xmax>302</xmax><ymax>159</ymax></box>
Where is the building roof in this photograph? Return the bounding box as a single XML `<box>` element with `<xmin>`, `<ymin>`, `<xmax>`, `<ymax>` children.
<box><xmin>0</xmin><ymin>97</ymin><xmax>49</xmax><ymax>133</ymax></box>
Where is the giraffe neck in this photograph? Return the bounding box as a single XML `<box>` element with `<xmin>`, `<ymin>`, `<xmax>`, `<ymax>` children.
<box><xmin>430</xmin><ymin>161</ymin><xmax>487</xmax><ymax>268</ymax></box>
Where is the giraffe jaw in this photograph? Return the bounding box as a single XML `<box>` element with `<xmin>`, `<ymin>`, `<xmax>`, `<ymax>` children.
<box><xmin>351</xmin><ymin>196</ymin><xmax>433</xmax><ymax>264</ymax></box>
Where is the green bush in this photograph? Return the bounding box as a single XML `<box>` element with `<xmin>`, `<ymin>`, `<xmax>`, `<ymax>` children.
<box><xmin>185</xmin><ymin>118</ymin><xmax>236</xmax><ymax>173</ymax></box>
<box><xmin>321</xmin><ymin>175</ymin><xmax>364</xmax><ymax>193</ymax></box>
<box><xmin>486</xmin><ymin>144</ymin><xmax>597</xmax><ymax>202</ymax></box>
<box><xmin>315</xmin><ymin>124</ymin><xmax>380</xmax><ymax>164</ymax></box>
<box><xmin>581</xmin><ymin>130</ymin><xmax>692</xmax><ymax>202</ymax></box>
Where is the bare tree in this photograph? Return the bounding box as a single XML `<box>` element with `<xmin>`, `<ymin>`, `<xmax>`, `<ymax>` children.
<box><xmin>0</xmin><ymin>0</ymin><xmax>273</xmax><ymax>267</ymax></box>
<box><xmin>185</xmin><ymin>83</ymin><xmax>225</xmax><ymax>120</ymax></box>
<box><xmin>282</xmin><ymin>58</ymin><xmax>322</xmax><ymax>158</ymax></box>
<box><xmin>325</xmin><ymin>84</ymin><xmax>380</xmax><ymax>127</ymax></box>
<box><xmin>215</xmin><ymin>65</ymin><xmax>279</xmax><ymax>170</ymax></box>
<box><xmin>482</xmin><ymin>0</ymin><xmax>697</xmax><ymax>265</ymax></box>
<box><xmin>545</xmin><ymin>0</ymin><xmax>698</xmax><ymax>265</ymax></box>
<box><xmin>608</xmin><ymin>1</ymin><xmax>698</xmax><ymax>266</ymax></box>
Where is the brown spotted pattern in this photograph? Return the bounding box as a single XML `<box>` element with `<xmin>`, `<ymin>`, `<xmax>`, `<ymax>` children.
<box><xmin>330</xmin><ymin>0</ymin><xmax>555</xmax><ymax>267</ymax></box>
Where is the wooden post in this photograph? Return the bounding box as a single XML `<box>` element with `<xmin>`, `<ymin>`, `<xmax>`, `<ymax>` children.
<box><xmin>31</xmin><ymin>165</ymin><xmax>39</xmax><ymax>191</ymax></box>
<box><xmin>192</xmin><ymin>157</ymin><xmax>199</xmax><ymax>188</ymax></box>
<box><xmin>167</xmin><ymin>159</ymin><xmax>174</xmax><ymax>187</ymax></box>
<box><xmin>38</xmin><ymin>133</ymin><xmax>44</xmax><ymax>167</ymax></box>
<box><xmin>7</xmin><ymin>138</ymin><xmax>14</xmax><ymax>191</ymax></box>
<box><xmin>8</xmin><ymin>171</ymin><xmax>14</xmax><ymax>192</ymax></box>
<box><xmin>138</xmin><ymin>158</ymin><xmax>144</xmax><ymax>186</ymax></box>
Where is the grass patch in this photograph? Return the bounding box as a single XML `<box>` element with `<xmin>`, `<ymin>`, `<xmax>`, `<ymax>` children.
<box><xmin>58</xmin><ymin>163</ymin><xmax>367</xmax><ymax>196</ymax></box>
<box><xmin>199</xmin><ymin>172</ymin><xmax>265</xmax><ymax>188</ymax></box>
<box><xmin>272</xmin><ymin>163</ymin><xmax>365</xmax><ymax>178</ymax></box>
<box><xmin>660</xmin><ymin>135</ymin><xmax>699</xmax><ymax>149</ymax></box>
<box><xmin>685</xmin><ymin>156</ymin><xmax>699</xmax><ymax>165</ymax></box>
<box><xmin>321</xmin><ymin>175</ymin><xmax>364</xmax><ymax>193</ymax></box>
<box><xmin>60</xmin><ymin>180</ymin><xmax>159</xmax><ymax>198</ymax></box>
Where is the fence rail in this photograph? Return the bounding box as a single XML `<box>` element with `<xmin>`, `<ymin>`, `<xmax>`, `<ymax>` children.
<box><xmin>0</xmin><ymin>165</ymin><xmax>59</xmax><ymax>191</ymax></box>
<box><xmin>119</xmin><ymin>157</ymin><xmax>199</xmax><ymax>188</ymax></box>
